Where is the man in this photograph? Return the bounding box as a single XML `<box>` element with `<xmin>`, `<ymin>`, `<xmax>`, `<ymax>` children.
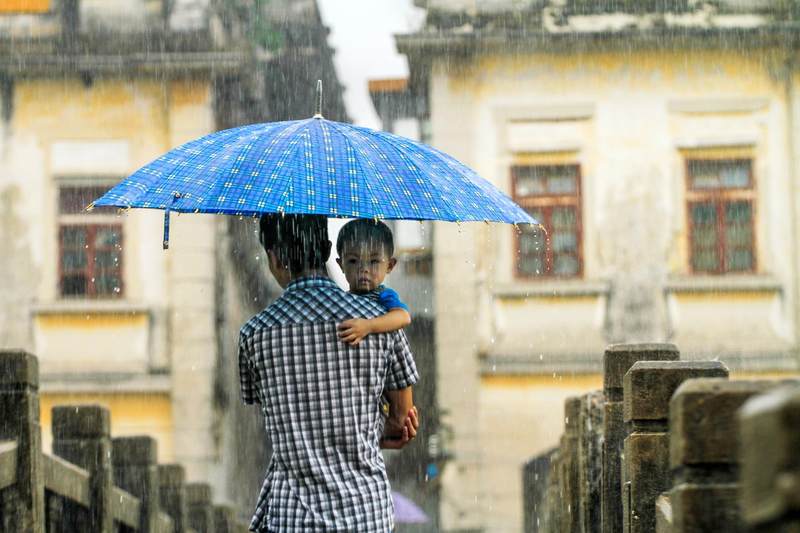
<box><xmin>238</xmin><ymin>213</ymin><xmax>420</xmax><ymax>532</ymax></box>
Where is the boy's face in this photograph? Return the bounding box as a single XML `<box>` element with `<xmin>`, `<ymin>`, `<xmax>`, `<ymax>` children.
<box><xmin>336</xmin><ymin>242</ymin><xmax>397</xmax><ymax>294</ymax></box>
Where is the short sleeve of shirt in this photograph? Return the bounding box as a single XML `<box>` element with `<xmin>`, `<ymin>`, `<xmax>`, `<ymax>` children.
<box><xmin>238</xmin><ymin>333</ymin><xmax>260</xmax><ymax>405</ymax></box>
<box><xmin>385</xmin><ymin>330</ymin><xmax>419</xmax><ymax>391</ymax></box>
<box><xmin>378</xmin><ymin>286</ymin><xmax>409</xmax><ymax>312</ymax></box>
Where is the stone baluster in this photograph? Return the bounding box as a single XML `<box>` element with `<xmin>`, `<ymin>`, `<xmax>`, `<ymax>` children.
<box><xmin>0</xmin><ymin>351</ymin><xmax>44</xmax><ymax>533</ymax></box>
<box><xmin>601</xmin><ymin>343</ymin><xmax>679</xmax><ymax>533</ymax></box>
<box><xmin>51</xmin><ymin>405</ymin><xmax>113</xmax><ymax>532</ymax></box>
<box><xmin>668</xmin><ymin>378</ymin><xmax>776</xmax><ymax>532</ymax></box>
<box><xmin>622</xmin><ymin>361</ymin><xmax>728</xmax><ymax>533</ymax></box>
<box><xmin>112</xmin><ymin>436</ymin><xmax>159</xmax><ymax>533</ymax></box>
<box><xmin>158</xmin><ymin>464</ymin><xmax>189</xmax><ymax>532</ymax></box>
<box><xmin>578</xmin><ymin>391</ymin><xmax>604</xmax><ymax>533</ymax></box>
<box><xmin>186</xmin><ymin>482</ymin><xmax>215</xmax><ymax>533</ymax></box>
<box><xmin>738</xmin><ymin>383</ymin><xmax>800</xmax><ymax>532</ymax></box>
<box><xmin>561</xmin><ymin>396</ymin><xmax>582</xmax><ymax>533</ymax></box>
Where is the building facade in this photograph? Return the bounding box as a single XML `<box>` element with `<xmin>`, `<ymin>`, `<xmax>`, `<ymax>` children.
<box><xmin>0</xmin><ymin>0</ymin><xmax>346</xmax><ymax>513</ymax></box>
<box><xmin>398</xmin><ymin>1</ymin><xmax>800</xmax><ymax>531</ymax></box>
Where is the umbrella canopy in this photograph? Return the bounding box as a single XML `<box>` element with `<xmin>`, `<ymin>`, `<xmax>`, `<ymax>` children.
<box><xmin>92</xmin><ymin>114</ymin><xmax>537</xmax><ymax>247</ymax></box>
<box><xmin>392</xmin><ymin>491</ymin><xmax>428</xmax><ymax>524</ymax></box>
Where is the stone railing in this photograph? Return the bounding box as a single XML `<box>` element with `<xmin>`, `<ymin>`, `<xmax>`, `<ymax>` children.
<box><xmin>0</xmin><ymin>350</ymin><xmax>249</xmax><ymax>533</ymax></box>
<box><xmin>522</xmin><ymin>343</ymin><xmax>800</xmax><ymax>533</ymax></box>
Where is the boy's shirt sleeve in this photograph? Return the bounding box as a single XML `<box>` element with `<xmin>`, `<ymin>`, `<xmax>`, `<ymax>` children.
<box><xmin>377</xmin><ymin>286</ymin><xmax>409</xmax><ymax>312</ymax></box>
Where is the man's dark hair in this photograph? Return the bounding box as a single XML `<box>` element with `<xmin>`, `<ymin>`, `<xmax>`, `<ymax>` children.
<box><xmin>259</xmin><ymin>213</ymin><xmax>331</xmax><ymax>274</ymax></box>
<box><xmin>336</xmin><ymin>219</ymin><xmax>394</xmax><ymax>257</ymax></box>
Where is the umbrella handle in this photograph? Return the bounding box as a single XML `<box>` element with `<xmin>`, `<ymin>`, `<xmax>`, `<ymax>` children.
<box><xmin>163</xmin><ymin>192</ymin><xmax>182</xmax><ymax>250</ymax></box>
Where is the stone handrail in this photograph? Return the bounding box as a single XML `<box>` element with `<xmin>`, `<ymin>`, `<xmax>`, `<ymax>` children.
<box><xmin>523</xmin><ymin>343</ymin><xmax>800</xmax><ymax>533</ymax></box>
<box><xmin>0</xmin><ymin>350</ymin><xmax>250</xmax><ymax>533</ymax></box>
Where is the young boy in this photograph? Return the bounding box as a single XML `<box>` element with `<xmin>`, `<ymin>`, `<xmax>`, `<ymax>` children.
<box><xmin>336</xmin><ymin>219</ymin><xmax>411</xmax><ymax>345</ymax></box>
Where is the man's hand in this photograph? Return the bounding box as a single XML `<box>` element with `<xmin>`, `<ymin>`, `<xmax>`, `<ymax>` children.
<box><xmin>338</xmin><ymin>318</ymin><xmax>372</xmax><ymax>345</ymax></box>
<box><xmin>380</xmin><ymin>406</ymin><xmax>419</xmax><ymax>450</ymax></box>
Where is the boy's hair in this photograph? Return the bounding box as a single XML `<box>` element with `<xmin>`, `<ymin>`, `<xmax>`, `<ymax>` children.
<box><xmin>259</xmin><ymin>213</ymin><xmax>331</xmax><ymax>274</ymax></box>
<box><xmin>336</xmin><ymin>219</ymin><xmax>394</xmax><ymax>257</ymax></box>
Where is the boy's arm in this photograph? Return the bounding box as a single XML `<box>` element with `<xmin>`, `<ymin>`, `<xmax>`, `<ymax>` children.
<box><xmin>337</xmin><ymin>308</ymin><xmax>411</xmax><ymax>345</ymax></box>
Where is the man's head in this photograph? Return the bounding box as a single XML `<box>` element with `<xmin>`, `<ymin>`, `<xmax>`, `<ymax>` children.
<box><xmin>335</xmin><ymin>219</ymin><xmax>397</xmax><ymax>294</ymax></box>
<box><xmin>259</xmin><ymin>213</ymin><xmax>331</xmax><ymax>287</ymax></box>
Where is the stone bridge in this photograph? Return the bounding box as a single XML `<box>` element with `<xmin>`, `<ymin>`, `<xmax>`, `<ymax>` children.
<box><xmin>523</xmin><ymin>344</ymin><xmax>800</xmax><ymax>533</ymax></box>
<box><xmin>0</xmin><ymin>350</ymin><xmax>249</xmax><ymax>533</ymax></box>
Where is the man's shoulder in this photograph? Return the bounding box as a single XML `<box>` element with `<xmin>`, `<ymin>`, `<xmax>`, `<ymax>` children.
<box><xmin>239</xmin><ymin>284</ymin><xmax>385</xmax><ymax>340</ymax></box>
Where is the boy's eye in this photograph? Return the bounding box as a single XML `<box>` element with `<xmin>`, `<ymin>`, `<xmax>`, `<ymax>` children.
<box><xmin>371</xmin><ymin>260</ymin><xmax>381</xmax><ymax>265</ymax></box>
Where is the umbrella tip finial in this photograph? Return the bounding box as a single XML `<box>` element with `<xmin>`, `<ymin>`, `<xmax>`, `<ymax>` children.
<box><xmin>314</xmin><ymin>79</ymin><xmax>323</xmax><ymax>119</ymax></box>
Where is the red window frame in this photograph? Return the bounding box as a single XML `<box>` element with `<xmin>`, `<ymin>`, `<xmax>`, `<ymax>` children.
<box><xmin>58</xmin><ymin>224</ymin><xmax>124</xmax><ymax>298</ymax></box>
<box><xmin>511</xmin><ymin>164</ymin><xmax>583</xmax><ymax>279</ymax></box>
<box><xmin>58</xmin><ymin>184</ymin><xmax>124</xmax><ymax>299</ymax></box>
<box><xmin>685</xmin><ymin>158</ymin><xmax>756</xmax><ymax>275</ymax></box>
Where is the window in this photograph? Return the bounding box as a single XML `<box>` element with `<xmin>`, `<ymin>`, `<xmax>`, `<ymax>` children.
<box><xmin>512</xmin><ymin>165</ymin><xmax>582</xmax><ymax>278</ymax></box>
<box><xmin>58</xmin><ymin>185</ymin><xmax>123</xmax><ymax>298</ymax></box>
<box><xmin>686</xmin><ymin>159</ymin><xmax>756</xmax><ymax>274</ymax></box>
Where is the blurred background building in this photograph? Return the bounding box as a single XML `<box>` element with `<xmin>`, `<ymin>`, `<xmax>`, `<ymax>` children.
<box><xmin>0</xmin><ymin>0</ymin><xmax>346</xmax><ymax>516</ymax></box>
<box><xmin>397</xmin><ymin>0</ymin><xmax>800</xmax><ymax>531</ymax></box>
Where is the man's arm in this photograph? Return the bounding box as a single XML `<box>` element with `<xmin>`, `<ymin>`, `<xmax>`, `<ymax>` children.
<box><xmin>381</xmin><ymin>387</ymin><xmax>419</xmax><ymax>449</ymax></box>
<box><xmin>380</xmin><ymin>330</ymin><xmax>420</xmax><ymax>448</ymax></box>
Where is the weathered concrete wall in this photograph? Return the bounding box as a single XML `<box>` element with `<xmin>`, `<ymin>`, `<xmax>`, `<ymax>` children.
<box><xmin>424</xmin><ymin>41</ymin><xmax>800</xmax><ymax>533</ymax></box>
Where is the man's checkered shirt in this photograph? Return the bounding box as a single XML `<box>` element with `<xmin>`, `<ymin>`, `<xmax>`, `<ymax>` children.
<box><xmin>238</xmin><ymin>276</ymin><xmax>419</xmax><ymax>532</ymax></box>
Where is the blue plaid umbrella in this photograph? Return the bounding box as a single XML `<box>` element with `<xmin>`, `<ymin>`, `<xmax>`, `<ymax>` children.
<box><xmin>93</xmin><ymin>92</ymin><xmax>536</xmax><ymax>247</ymax></box>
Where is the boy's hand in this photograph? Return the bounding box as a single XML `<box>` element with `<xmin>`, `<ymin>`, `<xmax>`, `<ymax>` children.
<box><xmin>338</xmin><ymin>318</ymin><xmax>372</xmax><ymax>345</ymax></box>
<box><xmin>381</xmin><ymin>406</ymin><xmax>419</xmax><ymax>450</ymax></box>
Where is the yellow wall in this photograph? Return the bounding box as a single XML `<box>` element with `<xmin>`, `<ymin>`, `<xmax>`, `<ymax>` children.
<box><xmin>0</xmin><ymin>0</ymin><xmax>50</xmax><ymax>13</ymax></box>
<box><xmin>40</xmin><ymin>392</ymin><xmax>174</xmax><ymax>462</ymax></box>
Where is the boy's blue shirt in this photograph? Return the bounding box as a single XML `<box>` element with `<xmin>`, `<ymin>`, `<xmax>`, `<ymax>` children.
<box><xmin>370</xmin><ymin>285</ymin><xmax>409</xmax><ymax>312</ymax></box>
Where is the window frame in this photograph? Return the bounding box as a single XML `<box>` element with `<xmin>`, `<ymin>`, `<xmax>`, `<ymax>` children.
<box><xmin>684</xmin><ymin>158</ymin><xmax>757</xmax><ymax>275</ymax></box>
<box><xmin>511</xmin><ymin>164</ymin><xmax>584</xmax><ymax>279</ymax></box>
<box><xmin>56</xmin><ymin>182</ymin><xmax>125</xmax><ymax>299</ymax></box>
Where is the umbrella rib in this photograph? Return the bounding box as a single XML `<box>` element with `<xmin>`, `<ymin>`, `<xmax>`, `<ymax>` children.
<box><xmin>327</xmin><ymin>121</ymin><xmax>454</xmax><ymax>221</ymax></box>
<box><xmin>325</xmin><ymin>120</ymin><xmax>385</xmax><ymax>219</ymax></box>
<box><xmin>369</xmin><ymin>127</ymin><xmax>533</xmax><ymax>224</ymax></box>
<box><xmin>341</xmin><ymin>123</ymin><xmax>464</xmax><ymax>221</ymax></box>
<box><xmin>136</xmin><ymin>125</ymin><xmax>255</xmax><ymax>209</ymax></box>
<box><xmin>205</xmin><ymin>119</ymin><xmax>311</xmax><ymax>215</ymax></box>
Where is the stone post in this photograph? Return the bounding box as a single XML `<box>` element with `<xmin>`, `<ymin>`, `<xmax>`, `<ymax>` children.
<box><xmin>622</xmin><ymin>361</ymin><xmax>728</xmax><ymax>533</ymax></box>
<box><xmin>523</xmin><ymin>448</ymin><xmax>556</xmax><ymax>533</ymax></box>
<box><xmin>578</xmin><ymin>391</ymin><xmax>604</xmax><ymax>533</ymax></box>
<box><xmin>186</xmin><ymin>482</ymin><xmax>215</xmax><ymax>533</ymax></box>
<box><xmin>112</xmin><ymin>436</ymin><xmax>159</xmax><ymax>533</ymax></box>
<box><xmin>669</xmin><ymin>378</ymin><xmax>775</xmax><ymax>533</ymax></box>
<box><xmin>544</xmin><ymin>449</ymin><xmax>562</xmax><ymax>531</ymax></box>
<box><xmin>213</xmin><ymin>504</ymin><xmax>237</xmax><ymax>533</ymax></box>
<box><xmin>158</xmin><ymin>464</ymin><xmax>188</xmax><ymax>532</ymax></box>
<box><xmin>601</xmin><ymin>343</ymin><xmax>679</xmax><ymax>533</ymax></box>
<box><xmin>51</xmin><ymin>405</ymin><xmax>112</xmax><ymax>533</ymax></box>
<box><xmin>560</xmin><ymin>396</ymin><xmax>582</xmax><ymax>533</ymax></box>
<box><xmin>0</xmin><ymin>351</ymin><xmax>44</xmax><ymax>533</ymax></box>
<box><xmin>738</xmin><ymin>384</ymin><xmax>800</xmax><ymax>532</ymax></box>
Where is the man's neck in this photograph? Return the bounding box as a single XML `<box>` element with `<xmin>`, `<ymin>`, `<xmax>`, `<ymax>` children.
<box><xmin>288</xmin><ymin>268</ymin><xmax>328</xmax><ymax>282</ymax></box>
